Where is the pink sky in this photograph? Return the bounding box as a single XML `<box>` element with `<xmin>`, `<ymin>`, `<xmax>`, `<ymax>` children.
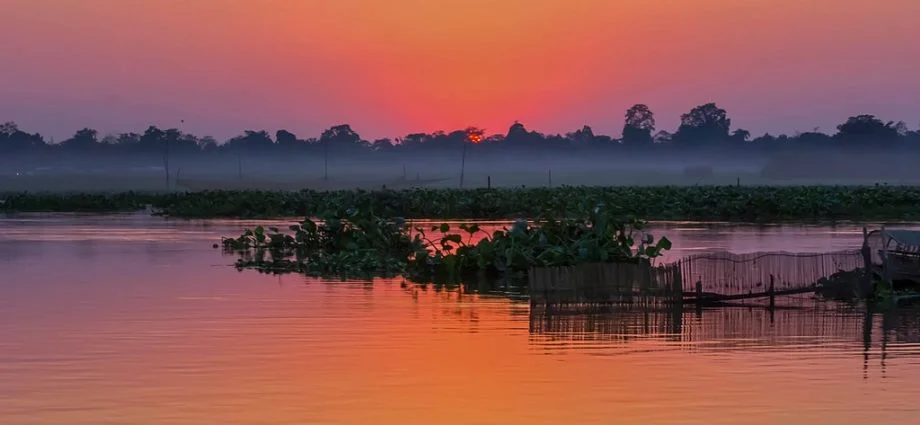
<box><xmin>1</xmin><ymin>0</ymin><xmax>918</xmax><ymax>141</ymax></box>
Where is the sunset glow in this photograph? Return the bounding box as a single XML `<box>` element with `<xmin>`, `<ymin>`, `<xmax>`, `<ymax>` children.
<box><xmin>1</xmin><ymin>0</ymin><xmax>918</xmax><ymax>140</ymax></box>
<box><xmin>466</xmin><ymin>128</ymin><xmax>484</xmax><ymax>144</ymax></box>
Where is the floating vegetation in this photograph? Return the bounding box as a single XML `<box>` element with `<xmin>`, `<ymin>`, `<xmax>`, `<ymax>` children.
<box><xmin>5</xmin><ymin>185</ymin><xmax>920</xmax><ymax>222</ymax></box>
<box><xmin>815</xmin><ymin>269</ymin><xmax>873</xmax><ymax>301</ymax></box>
<box><xmin>0</xmin><ymin>192</ymin><xmax>161</xmax><ymax>213</ymax></box>
<box><xmin>221</xmin><ymin>206</ymin><xmax>421</xmax><ymax>278</ymax></box>
<box><xmin>221</xmin><ymin>205</ymin><xmax>671</xmax><ymax>284</ymax></box>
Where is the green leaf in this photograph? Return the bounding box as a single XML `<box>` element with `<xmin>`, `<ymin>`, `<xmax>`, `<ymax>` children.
<box><xmin>657</xmin><ymin>236</ymin><xmax>673</xmax><ymax>251</ymax></box>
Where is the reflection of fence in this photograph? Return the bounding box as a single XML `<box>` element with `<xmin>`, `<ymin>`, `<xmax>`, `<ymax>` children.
<box><xmin>528</xmin><ymin>303</ymin><xmax>870</xmax><ymax>351</ymax></box>
<box><xmin>680</xmin><ymin>250</ymin><xmax>864</xmax><ymax>296</ymax></box>
<box><xmin>528</xmin><ymin>262</ymin><xmax>682</xmax><ymax>306</ymax></box>
<box><xmin>529</xmin><ymin>250</ymin><xmax>865</xmax><ymax>306</ymax></box>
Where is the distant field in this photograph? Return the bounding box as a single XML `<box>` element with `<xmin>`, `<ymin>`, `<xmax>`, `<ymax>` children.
<box><xmin>6</xmin><ymin>185</ymin><xmax>920</xmax><ymax>222</ymax></box>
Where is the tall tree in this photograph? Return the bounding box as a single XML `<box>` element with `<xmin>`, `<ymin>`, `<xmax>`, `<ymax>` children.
<box><xmin>226</xmin><ymin>130</ymin><xmax>274</xmax><ymax>151</ymax></box>
<box><xmin>673</xmin><ymin>103</ymin><xmax>731</xmax><ymax>146</ymax></box>
<box><xmin>835</xmin><ymin>115</ymin><xmax>900</xmax><ymax>145</ymax></box>
<box><xmin>276</xmin><ymin>129</ymin><xmax>297</xmax><ymax>146</ymax></box>
<box><xmin>566</xmin><ymin>125</ymin><xmax>596</xmax><ymax>146</ymax></box>
<box><xmin>320</xmin><ymin>124</ymin><xmax>365</xmax><ymax>151</ymax></box>
<box><xmin>621</xmin><ymin>104</ymin><xmax>655</xmax><ymax>146</ymax></box>
<box><xmin>60</xmin><ymin>128</ymin><xmax>99</xmax><ymax>150</ymax></box>
<box><xmin>0</xmin><ymin>121</ymin><xmax>45</xmax><ymax>152</ymax></box>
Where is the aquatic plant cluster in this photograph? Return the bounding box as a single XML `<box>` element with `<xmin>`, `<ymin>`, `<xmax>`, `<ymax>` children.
<box><xmin>0</xmin><ymin>192</ymin><xmax>161</xmax><ymax>213</ymax></box>
<box><xmin>4</xmin><ymin>185</ymin><xmax>920</xmax><ymax>221</ymax></box>
<box><xmin>220</xmin><ymin>205</ymin><xmax>672</xmax><ymax>282</ymax></box>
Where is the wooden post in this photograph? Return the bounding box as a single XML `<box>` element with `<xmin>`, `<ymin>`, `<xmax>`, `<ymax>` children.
<box><xmin>860</xmin><ymin>226</ymin><xmax>873</xmax><ymax>297</ymax></box>
<box><xmin>695</xmin><ymin>280</ymin><xmax>703</xmax><ymax>316</ymax></box>
<box><xmin>548</xmin><ymin>168</ymin><xmax>552</xmax><ymax>187</ymax></box>
<box><xmin>163</xmin><ymin>138</ymin><xmax>170</xmax><ymax>191</ymax></box>
<box><xmin>768</xmin><ymin>274</ymin><xmax>776</xmax><ymax>311</ymax></box>
<box><xmin>487</xmin><ymin>175</ymin><xmax>491</xmax><ymax>189</ymax></box>
<box><xmin>671</xmin><ymin>263</ymin><xmax>684</xmax><ymax>334</ymax></box>
<box><xmin>736</xmin><ymin>176</ymin><xmax>740</xmax><ymax>187</ymax></box>
<box><xmin>238</xmin><ymin>156</ymin><xmax>243</xmax><ymax>181</ymax></box>
<box><xmin>673</xmin><ymin>262</ymin><xmax>684</xmax><ymax>307</ymax></box>
<box><xmin>880</xmin><ymin>226</ymin><xmax>892</xmax><ymax>289</ymax></box>
<box><xmin>402</xmin><ymin>164</ymin><xmax>407</xmax><ymax>180</ymax></box>
<box><xmin>323</xmin><ymin>139</ymin><xmax>329</xmax><ymax>181</ymax></box>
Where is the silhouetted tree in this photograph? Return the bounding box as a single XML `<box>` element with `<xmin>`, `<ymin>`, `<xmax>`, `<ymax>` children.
<box><xmin>60</xmin><ymin>128</ymin><xmax>99</xmax><ymax>150</ymax></box>
<box><xmin>370</xmin><ymin>138</ymin><xmax>394</xmax><ymax>151</ymax></box>
<box><xmin>653</xmin><ymin>130</ymin><xmax>673</xmax><ymax>144</ymax></box>
<box><xmin>0</xmin><ymin>121</ymin><xmax>45</xmax><ymax>152</ymax></box>
<box><xmin>622</xmin><ymin>104</ymin><xmax>656</xmax><ymax>146</ymax></box>
<box><xmin>504</xmin><ymin>121</ymin><xmax>544</xmax><ymax>148</ymax></box>
<box><xmin>731</xmin><ymin>129</ymin><xmax>751</xmax><ymax>144</ymax></box>
<box><xmin>0</xmin><ymin>121</ymin><xmax>17</xmax><ymax>135</ymax></box>
<box><xmin>116</xmin><ymin>132</ymin><xmax>141</xmax><ymax>147</ymax></box>
<box><xmin>565</xmin><ymin>125</ymin><xmax>596</xmax><ymax>146</ymax></box>
<box><xmin>138</xmin><ymin>126</ymin><xmax>166</xmax><ymax>152</ymax></box>
<box><xmin>226</xmin><ymin>130</ymin><xmax>274</xmax><ymax>151</ymax></box>
<box><xmin>673</xmin><ymin>103</ymin><xmax>731</xmax><ymax>146</ymax></box>
<box><xmin>320</xmin><ymin>124</ymin><xmax>367</xmax><ymax>152</ymax></box>
<box><xmin>835</xmin><ymin>115</ymin><xmax>901</xmax><ymax>146</ymax></box>
<box><xmin>3</xmin><ymin>109</ymin><xmax>920</xmax><ymax>161</ymax></box>
<box><xmin>275</xmin><ymin>129</ymin><xmax>297</xmax><ymax>146</ymax></box>
<box><xmin>198</xmin><ymin>136</ymin><xmax>218</xmax><ymax>152</ymax></box>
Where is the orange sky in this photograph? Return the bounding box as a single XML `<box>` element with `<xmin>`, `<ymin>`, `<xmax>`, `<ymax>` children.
<box><xmin>1</xmin><ymin>0</ymin><xmax>918</xmax><ymax>141</ymax></box>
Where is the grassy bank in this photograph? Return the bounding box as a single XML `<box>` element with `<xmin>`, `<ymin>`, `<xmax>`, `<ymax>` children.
<box><xmin>3</xmin><ymin>185</ymin><xmax>920</xmax><ymax>222</ymax></box>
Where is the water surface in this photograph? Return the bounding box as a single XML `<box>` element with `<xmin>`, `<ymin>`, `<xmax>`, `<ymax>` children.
<box><xmin>2</xmin><ymin>214</ymin><xmax>920</xmax><ymax>425</ymax></box>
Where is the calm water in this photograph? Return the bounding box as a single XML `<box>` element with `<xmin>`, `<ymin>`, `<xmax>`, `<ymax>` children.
<box><xmin>2</xmin><ymin>214</ymin><xmax>920</xmax><ymax>425</ymax></box>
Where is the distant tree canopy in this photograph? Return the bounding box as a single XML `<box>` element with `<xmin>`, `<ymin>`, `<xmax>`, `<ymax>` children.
<box><xmin>835</xmin><ymin>115</ymin><xmax>904</xmax><ymax>145</ymax></box>
<box><xmin>622</xmin><ymin>104</ymin><xmax>656</xmax><ymax>146</ymax></box>
<box><xmin>2</xmin><ymin>103</ymin><xmax>918</xmax><ymax>156</ymax></box>
<box><xmin>673</xmin><ymin>103</ymin><xmax>732</xmax><ymax>146</ymax></box>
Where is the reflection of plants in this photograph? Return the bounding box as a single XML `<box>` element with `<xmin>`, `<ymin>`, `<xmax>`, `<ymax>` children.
<box><xmin>865</xmin><ymin>279</ymin><xmax>920</xmax><ymax>308</ymax></box>
<box><xmin>222</xmin><ymin>204</ymin><xmax>671</xmax><ymax>284</ymax></box>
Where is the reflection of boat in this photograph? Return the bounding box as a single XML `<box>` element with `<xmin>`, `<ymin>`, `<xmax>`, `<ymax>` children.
<box><xmin>174</xmin><ymin>176</ymin><xmax>451</xmax><ymax>191</ymax></box>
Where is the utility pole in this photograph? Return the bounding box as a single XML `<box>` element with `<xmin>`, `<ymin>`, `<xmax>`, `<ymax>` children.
<box><xmin>459</xmin><ymin>140</ymin><xmax>468</xmax><ymax>188</ymax></box>
<box><xmin>165</xmin><ymin>119</ymin><xmax>185</xmax><ymax>191</ymax></box>
<box><xmin>323</xmin><ymin>138</ymin><xmax>329</xmax><ymax>181</ymax></box>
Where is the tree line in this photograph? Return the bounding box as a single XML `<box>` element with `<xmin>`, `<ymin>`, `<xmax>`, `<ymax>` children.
<box><xmin>2</xmin><ymin>103</ymin><xmax>918</xmax><ymax>156</ymax></box>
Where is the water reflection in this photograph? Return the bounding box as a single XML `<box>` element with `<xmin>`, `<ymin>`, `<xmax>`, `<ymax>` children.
<box><xmin>4</xmin><ymin>215</ymin><xmax>920</xmax><ymax>425</ymax></box>
<box><xmin>529</xmin><ymin>302</ymin><xmax>920</xmax><ymax>378</ymax></box>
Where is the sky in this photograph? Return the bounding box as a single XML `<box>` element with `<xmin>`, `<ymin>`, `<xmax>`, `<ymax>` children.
<box><xmin>1</xmin><ymin>0</ymin><xmax>918</xmax><ymax>141</ymax></box>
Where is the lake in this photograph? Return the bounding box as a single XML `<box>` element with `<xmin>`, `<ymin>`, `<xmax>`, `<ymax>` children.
<box><xmin>2</xmin><ymin>214</ymin><xmax>920</xmax><ymax>425</ymax></box>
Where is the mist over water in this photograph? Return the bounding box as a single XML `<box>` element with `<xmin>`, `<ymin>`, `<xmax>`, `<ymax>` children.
<box><xmin>5</xmin><ymin>147</ymin><xmax>920</xmax><ymax>192</ymax></box>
